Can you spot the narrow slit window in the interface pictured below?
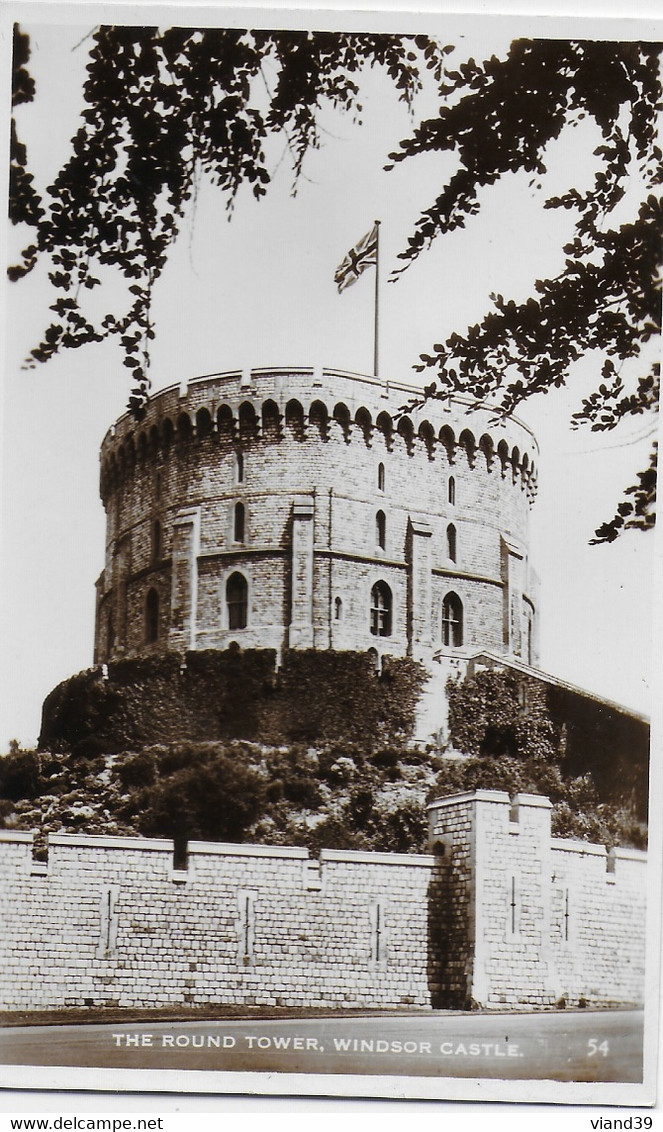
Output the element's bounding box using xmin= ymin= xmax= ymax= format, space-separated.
xmin=376 ymin=510 xmax=386 ymax=551
xmin=234 ymin=501 xmax=245 ymax=543
xmin=145 ymin=587 xmax=159 ymax=643
xmin=152 ymin=519 xmax=161 ymax=563
xmin=377 ymin=462 xmax=385 ymax=492
xmin=238 ymin=890 xmax=255 ymax=964
xmin=235 ymin=450 xmax=244 ymax=483
xmin=371 ymin=900 xmax=387 ymax=965
xmin=375 ymin=902 xmax=383 ymax=962
xmin=447 ymin=522 xmax=457 ymax=562
xmin=448 ymin=476 xmax=456 ymax=505
xmin=508 ymin=875 xmax=518 ymax=938
xmin=97 ymin=885 xmax=119 ymax=958
xmin=334 ymin=596 xmax=343 ymax=621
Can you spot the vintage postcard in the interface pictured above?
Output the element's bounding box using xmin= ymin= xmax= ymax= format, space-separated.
xmin=0 ymin=0 xmax=661 ymax=1110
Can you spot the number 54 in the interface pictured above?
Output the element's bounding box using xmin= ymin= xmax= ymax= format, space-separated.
xmin=588 ymin=1039 xmax=609 ymax=1057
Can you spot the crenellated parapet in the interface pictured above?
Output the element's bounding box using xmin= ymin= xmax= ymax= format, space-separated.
xmin=95 ymin=367 xmax=539 ymax=670
xmin=99 ymin=367 xmax=539 ymax=503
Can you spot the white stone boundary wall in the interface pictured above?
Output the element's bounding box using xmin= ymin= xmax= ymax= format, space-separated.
xmin=0 ymin=791 xmax=647 ymax=1012
xmin=0 ymin=830 xmax=438 ymax=1011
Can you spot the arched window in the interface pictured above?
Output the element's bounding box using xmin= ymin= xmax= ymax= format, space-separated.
xmin=234 ymin=450 xmax=244 ymax=483
xmin=145 ymin=588 xmax=159 ymax=644
xmin=151 ymin=519 xmax=161 ymax=563
xmin=226 ymin=572 xmax=248 ymax=630
xmin=370 ymin=581 xmax=392 ymax=637
xmin=448 ymin=476 xmax=456 ymax=506
xmin=376 ymin=510 xmax=386 ymax=551
xmin=334 ymin=596 xmax=343 ymax=621
xmin=447 ymin=523 xmax=457 ymax=562
xmin=377 ymin=462 xmax=385 ymax=492
xmin=234 ymin=501 xmax=245 ymax=543
xmin=442 ymin=592 xmax=463 ymax=648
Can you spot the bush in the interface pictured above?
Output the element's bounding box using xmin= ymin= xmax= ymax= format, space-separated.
xmin=117 ymin=751 xmax=157 ymax=790
xmin=281 ymin=775 xmax=322 ymax=809
xmin=138 ymin=750 xmax=266 ymax=843
xmin=372 ymin=801 xmax=428 ymax=854
xmin=0 ymin=750 xmax=42 ymax=801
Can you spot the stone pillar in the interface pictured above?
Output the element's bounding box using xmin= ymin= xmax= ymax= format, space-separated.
xmin=500 ymin=535 xmax=525 ymax=657
xmin=169 ymin=506 xmax=200 ymax=652
xmin=407 ymin=517 xmax=432 ymax=660
xmin=288 ymin=495 xmax=315 ymax=649
xmin=427 ymin=789 xmax=554 ymax=1008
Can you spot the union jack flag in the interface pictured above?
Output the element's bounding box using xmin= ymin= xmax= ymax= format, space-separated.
xmin=334 ymin=224 xmax=378 ymax=293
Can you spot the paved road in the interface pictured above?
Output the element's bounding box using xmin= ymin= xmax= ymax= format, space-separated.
xmin=0 ymin=1009 xmax=642 ymax=1082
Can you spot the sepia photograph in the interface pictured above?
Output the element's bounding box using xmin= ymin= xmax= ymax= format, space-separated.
xmin=0 ymin=0 xmax=661 ymax=1109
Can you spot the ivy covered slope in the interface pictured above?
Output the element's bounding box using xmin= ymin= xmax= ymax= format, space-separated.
xmin=38 ymin=649 xmax=426 ymax=754
xmin=0 ymin=659 xmax=647 ymax=853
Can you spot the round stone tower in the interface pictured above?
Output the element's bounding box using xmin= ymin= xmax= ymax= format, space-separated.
xmin=95 ymin=367 xmax=539 ymax=671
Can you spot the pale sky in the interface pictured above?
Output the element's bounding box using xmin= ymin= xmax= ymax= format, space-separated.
xmin=1 ymin=9 xmax=659 ymax=749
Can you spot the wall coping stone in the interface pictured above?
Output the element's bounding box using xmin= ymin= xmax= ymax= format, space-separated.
xmin=427 ymin=789 xmax=510 ymax=809
xmin=0 ymin=830 xmax=34 ymax=843
xmin=320 ymin=849 xmax=436 ymax=867
xmin=188 ymin=841 xmax=309 ymax=859
xmin=427 ymin=790 xmax=553 ymax=811
xmin=613 ymin=846 xmax=648 ymax=862
xmin=551 ymin=838 xmax=612 ymax=857
xmin=514 ymin=792 xmax=554 ymax=810
xmin=49 ymin=833 xmax=173 ymax=852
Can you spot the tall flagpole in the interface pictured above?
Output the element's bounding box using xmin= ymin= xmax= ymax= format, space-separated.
xmin=374 ymin=220 xmax=381 ymax=378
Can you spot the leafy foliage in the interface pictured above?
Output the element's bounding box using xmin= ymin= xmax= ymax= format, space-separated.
xmin=9 ymin=24 xmax=443 ymax=415
xmin=9 ymin=27 xmax=42 ymax=237
xmin=445 ymin=667 xmax=649 ymax=822
xmin=0 ymin=747 xmax=42 ymax=801
xmin=1 ymin=734 xmax=645 ymax=852
xmin=39 ymin=649 xmax=427 ymax=753
xmin=428 ymin=756 xmax=647 ymax=849
xmin=26 ymin=661 xmax=647 ymax=851
xmin=135 ymin=744 xmax=266 ymax=843
xmin=446 ymin=668 xmax=561 ymax=762
xmin=387 ymin=39 xmax=661 ymax=540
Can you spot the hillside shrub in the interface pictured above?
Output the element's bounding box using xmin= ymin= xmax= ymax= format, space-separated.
xmin=137 ymin=748 xmax=266 ymax=843
xmin=0 ymin=749 xmax=42 ymax=801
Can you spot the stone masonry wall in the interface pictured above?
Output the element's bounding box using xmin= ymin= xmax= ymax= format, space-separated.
xmin=428 ymin=791 xmax=647 ymax=1009
xmin=0 ymin=791 xmax=646 ymax=1013
xmin=95 ymin=368 xmax=539 ymax=669
xmin=0 ymin=831 xmax=438 ymax=1011
xmin=548 ymin=840 xmax=647 ymax=1006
